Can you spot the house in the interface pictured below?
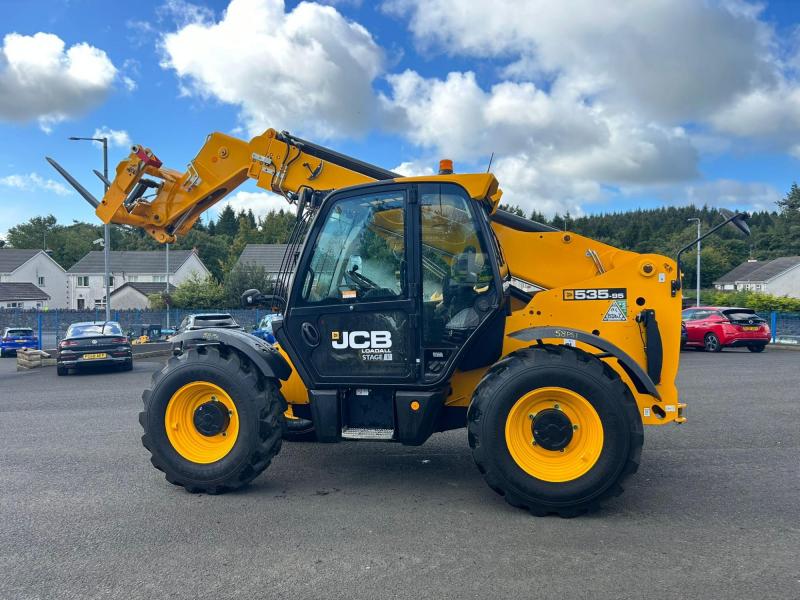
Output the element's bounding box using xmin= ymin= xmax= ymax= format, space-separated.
xmin=714 ymin=256 xmax=800 ymax=298
xmin=0 ymin=249 xmax=67 ymax=308
xmin=66 ymin=250 xmax=210 ymax=309
xmin=110 ymin=282 xmax=176 ymax=310
xmin=0 ymin=282 xmax=50 ymax=309
xmin=234 ymin=244 xmax=289 ymax=278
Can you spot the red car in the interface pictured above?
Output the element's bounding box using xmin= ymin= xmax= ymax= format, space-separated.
xmin=682 ymin=306 xmax=771 ymax=352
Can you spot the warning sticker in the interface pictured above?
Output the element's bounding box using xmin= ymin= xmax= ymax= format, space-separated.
xmin=603 ymin=300 xmax=628 ymax=322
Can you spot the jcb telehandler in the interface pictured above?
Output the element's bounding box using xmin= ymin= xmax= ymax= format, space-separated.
xmin=47 ymin=128 xmax=746 ymax=515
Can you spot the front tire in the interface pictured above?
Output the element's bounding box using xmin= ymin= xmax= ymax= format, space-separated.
xmin=57 ymin=364 xmax=67 ymax=376
xmin=747 ymin=344 xmax=766 ymax=353
xmin=468 ymin=345 xmax=643 ymax=517
xmin=140 ymin=345 xmax=285 ymax=493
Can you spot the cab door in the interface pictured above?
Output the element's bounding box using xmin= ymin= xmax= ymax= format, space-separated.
xmin=280 ymin=185 xmax=418 ymax=387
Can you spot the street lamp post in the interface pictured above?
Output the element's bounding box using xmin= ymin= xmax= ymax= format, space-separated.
xmin=688 ymin=218 xmax=701 ymax=307
xmin=69 ymin=136 xmax=110 ymax=321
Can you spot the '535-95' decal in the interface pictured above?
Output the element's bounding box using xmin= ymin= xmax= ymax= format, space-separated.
xmin=563 ymin=288 xmax=627 ymax=301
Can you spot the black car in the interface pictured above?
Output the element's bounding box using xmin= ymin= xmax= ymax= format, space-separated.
xmin=57 ymin=321 xmax=132 ymax=376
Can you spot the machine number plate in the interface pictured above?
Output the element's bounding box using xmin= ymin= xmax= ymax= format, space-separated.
xmin=82 ymin=353 xmax=108 ymax=360
xmin=563 ymin=288 xmax=626 ymax=301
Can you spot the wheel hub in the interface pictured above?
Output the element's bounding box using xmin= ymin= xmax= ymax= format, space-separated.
xmin=193 ymin=400 xmax=231 ymax=437
xmin=532 ymin=408 xmax=574 ymax=451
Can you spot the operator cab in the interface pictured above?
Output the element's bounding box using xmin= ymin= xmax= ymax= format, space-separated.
xmin=273 ymin=180 xmax=508 ymax=443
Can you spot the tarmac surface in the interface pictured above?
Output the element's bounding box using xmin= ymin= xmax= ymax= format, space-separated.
xmin=1 ymin=348 xmax=798 ymax=599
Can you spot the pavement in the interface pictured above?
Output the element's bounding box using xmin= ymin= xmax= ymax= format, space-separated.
xmin=0 ymin=349 xmax=798 ymax=600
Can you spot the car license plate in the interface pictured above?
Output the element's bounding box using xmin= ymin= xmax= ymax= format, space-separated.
xmin=83 ymin=353 xmax=108 ymax=360
xmin=742 ymin=326 xmax=759 ymax=331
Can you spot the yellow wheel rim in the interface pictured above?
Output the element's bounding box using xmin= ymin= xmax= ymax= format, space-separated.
xmin=504 ymin=387 xmax=604 ymax=483
xmin=165 ymin=381 xmax=240 ymax=464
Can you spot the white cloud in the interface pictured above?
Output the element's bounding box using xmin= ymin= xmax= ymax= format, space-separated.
xmin=216 ymin=190 xmax=294 ymax=221
xmin=380 ymin=69 xmax=698 ymax=215
xmin=92 ymin=127 xmax=132 ymax=149
xmin=0 ymin=173 xmax=72 ymax=196
xmin=160 ymin=0 xmax=384 ymax=138
xmin=0 ymin=32 xmax=118 ymax=131
xmin=385 ymin=0 xmax=776 ymax=123
xmin=392 ymin=160 xmax=435 ymax=177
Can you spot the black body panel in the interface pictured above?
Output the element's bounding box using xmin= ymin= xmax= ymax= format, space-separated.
xmin=172 ymin=328 xmax=291 ymax=381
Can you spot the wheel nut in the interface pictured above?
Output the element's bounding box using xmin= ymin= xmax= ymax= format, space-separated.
xmin=554 ymin=404 xmax=560 ymax=410
xmin=528 ymin=413 xmax=536 ymax=420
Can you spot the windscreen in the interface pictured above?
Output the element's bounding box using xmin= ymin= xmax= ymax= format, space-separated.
xmin=6 ymin=328 xmax=34 ymax=337
xmin=67 ymin=323 xmax=123 ymax=337
xmin=193 ymin=315 xmax=237 ymax=327
xmin=723 ymin=309 xmax=765 ymax=323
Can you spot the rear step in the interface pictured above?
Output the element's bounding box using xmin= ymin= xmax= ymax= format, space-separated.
xmin=341 ymin=427 xmax=394 ymax=441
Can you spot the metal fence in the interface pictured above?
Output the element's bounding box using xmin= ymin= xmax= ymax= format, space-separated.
xmin=0 ymin=308 xmax=271 ymax=349
xmin=1 ymin=308 xmax=799 ymax=350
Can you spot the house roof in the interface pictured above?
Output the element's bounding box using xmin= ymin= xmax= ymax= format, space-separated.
xmin=715 ymin=256 xmax=800 ymax=284
xmin=0 ymin=249 xmax=44 ymax=273
xmin=0 ymin=282 xmax=50 ymax=301
xmin=714 ymin=260 xmax=764 ymax=284
xmin=67 ymin=250 xmax=200 ymax=274
xmin=234 ymin=244 xmax=289 ymax=272
xmin=110 ymin=282 xmax=177 ymax=298
xmin=739 ymin=256 xmax=800 ymax=283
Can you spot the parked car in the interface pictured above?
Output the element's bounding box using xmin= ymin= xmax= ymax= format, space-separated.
xmin=0 ymin=327 xmax=38 ymax=357
xmin=251 ymin=313 xmax=280 ymax=344
xmin=175 ymin=313 xmax=243 ymax=334
xmin=682 ymin=306 xmax=770 ymax=352
xmin=173 ymin=313 xmax=244 ymax=353
xmin=680 ymin=321 xmax=687 ymax=349
xmin=57 ymin=321 xmax=132 ymax=375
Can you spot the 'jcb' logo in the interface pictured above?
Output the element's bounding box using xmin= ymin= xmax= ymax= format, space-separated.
xmin=331 ymin=331 xmax=392 ymax=349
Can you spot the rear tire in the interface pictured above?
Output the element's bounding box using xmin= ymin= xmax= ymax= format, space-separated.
xmin=468 ymin=345 xmax=643 ymax=517
xmin=121 ymin=359 xmax=133 ymax=371
xmin=140 ymin=345 xmax=285 ymax=494
xmin=704 ymin=333 xmax=722 ymax=352
xmin=747 ymin=345 xmax=766 ymax=353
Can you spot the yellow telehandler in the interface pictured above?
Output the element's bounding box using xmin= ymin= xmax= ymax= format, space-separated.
xmin=47 ymin=128 xmax=748 ymax=515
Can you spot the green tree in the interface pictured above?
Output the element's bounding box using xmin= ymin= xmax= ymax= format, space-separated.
xmin=222 ymin=263 xmax=275 ymax=305
xmin=216 ymin=204 xmax=238 ymax=237
xmin=170 ymin=274 xmax=227 ymax=309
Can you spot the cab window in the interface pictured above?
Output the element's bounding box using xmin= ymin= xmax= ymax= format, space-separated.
xmin=419 ymin=183 xmax=495 ymax=346
xmin=300 ymin=190 xmax=405 ymax=305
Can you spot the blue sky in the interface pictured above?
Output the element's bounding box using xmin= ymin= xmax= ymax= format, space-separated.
xmin=1 ymin=0 xmax=799 ymax=239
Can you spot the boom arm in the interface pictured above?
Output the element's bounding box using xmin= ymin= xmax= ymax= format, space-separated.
xmin=84 ymin=129 xmax=398 ymax=243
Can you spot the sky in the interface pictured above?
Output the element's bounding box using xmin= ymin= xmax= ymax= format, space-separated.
xmin=1 ymin=0 xmax=799 ymax=240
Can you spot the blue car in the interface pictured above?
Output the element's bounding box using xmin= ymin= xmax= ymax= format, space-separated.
xmin=251 ymin=313 xmax=280 ymax=344
xmin=0 ymin=327 xmax=38 ymax=357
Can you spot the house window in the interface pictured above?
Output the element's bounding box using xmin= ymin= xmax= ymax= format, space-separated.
xmin=129 ymin=275 xmax=139 ymax=282
xmin=77 ymin=299 xmax=85 ymax=309
xmin=153 ymin=275 xmax=166 ymax=282
xmin=6 ymin=302 xmax=22 ymax=308
xmin=94 ymin=298 xmax=106 ymax=308
xmin=38 ymin=276 xmax=45 ymax=286
xmin=108 ymin=276 xmax=114 ymax=287
xmin=77 ymin=276 xmax=89 ymax=287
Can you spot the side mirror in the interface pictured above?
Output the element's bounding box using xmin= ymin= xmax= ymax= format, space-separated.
xmin=241 ymin=288 xmax=263 ymax=307
xmin=720 ymin=208 xmax=751 ymax=237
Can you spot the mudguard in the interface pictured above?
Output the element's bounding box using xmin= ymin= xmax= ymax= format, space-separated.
xmin=172 ymin=328 xmax=292 ymax=381
xmin=508 ymin=326 xmax=661 ymax=400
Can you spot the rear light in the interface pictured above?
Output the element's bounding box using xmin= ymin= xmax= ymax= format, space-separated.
xmin=111 ymin=337 xmax=128 ymax=344
xmin=1 ymin=337 xmax=9 ymax=342
xmin=60 ymin=340 xmax=79 ymax=348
